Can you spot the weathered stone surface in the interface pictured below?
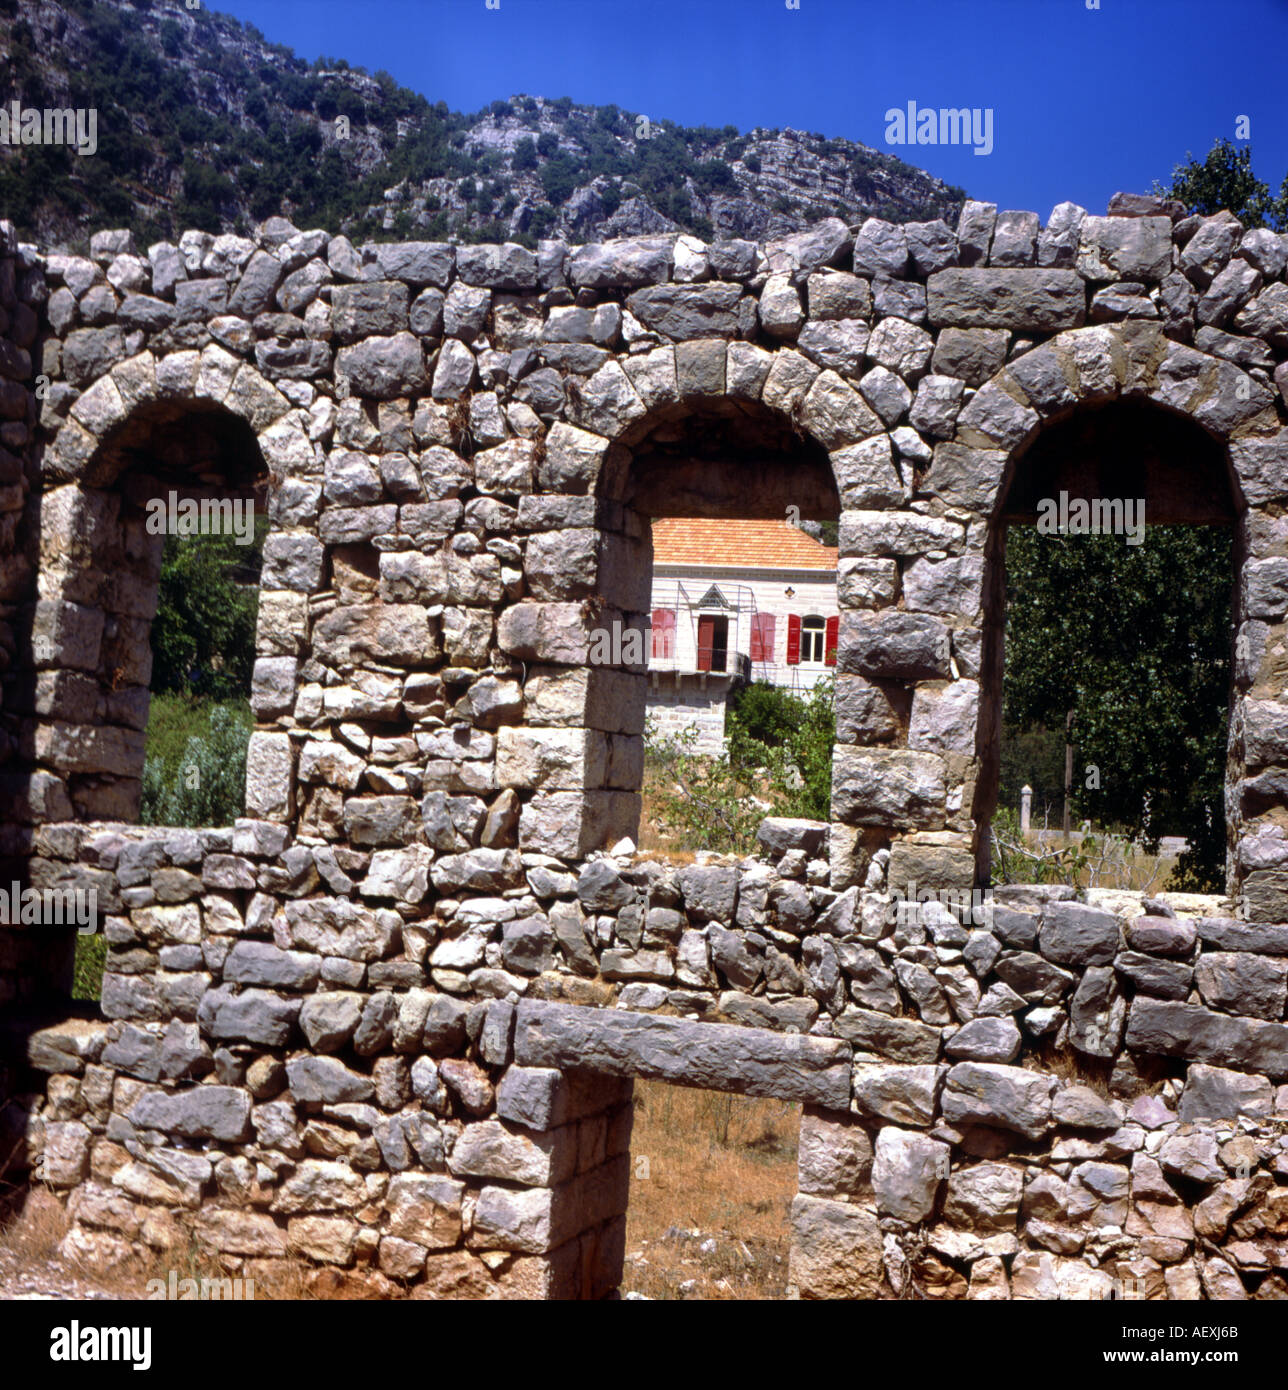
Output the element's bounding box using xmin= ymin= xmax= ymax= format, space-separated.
xmin=788 ymin=1194 xmax=884 ymax=1299
xmin=945 ymin=1016 xmax=1022 ymax=1063
xmin=943 ymin=1162 xmax=1023 ymax=1231
xmin=1179 ymin=1063 xmax=1275 ymax=1122
xmin=1194 ymin=951 xmax=1288 ymax=1021
xmin=942 ymin=1062 xmax=1054 ymax=1139
xmin=1125 ymin=999 xmax=1288 ymax=1079
xmin=625 ymin=283 xmax=744 ymax=340
xmin=1038 ymin=902 xmax=1121 ymax=968
xmin=927 ymin=269 xmax=1086 ymax=331
xmin=872 ymin=1127 xmax=948 ymax=1221
xmin=512 ymin=1000 xmax=851 ymax=1107
xmin=851 ymin=1063 xmax=939 ymax=1126
xmin=797 ymin=1108 xmax=873 ymax=1197
xmin=832 ymin=748 xmax=946 ymax=829
xmin=128 ymin=1086 xmax=251 ymax=1142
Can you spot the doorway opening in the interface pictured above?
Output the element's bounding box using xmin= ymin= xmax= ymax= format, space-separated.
xmin=623 ymin=1078 xmax=800 ymax=1300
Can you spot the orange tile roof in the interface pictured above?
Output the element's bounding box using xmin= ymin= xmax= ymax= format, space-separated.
xmin=651 ymin=517 xmax=838 ymax=571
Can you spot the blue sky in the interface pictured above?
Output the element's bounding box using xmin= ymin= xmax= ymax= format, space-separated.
xmin=212 ymin=0 xmax=1288 ymax=217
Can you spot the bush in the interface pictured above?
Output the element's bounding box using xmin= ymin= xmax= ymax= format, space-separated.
xmin=727 ymin=679 xmax=834 ymax=822
xmin=645 ymin=681 xmax=835 ymax=854
xmin=141 ymin=697 xmax=253 ymax=828
xmin=644 ymin=721 xmax=766 ymax=854
xmin=73 ymin=932 xmax=107 ymax=1003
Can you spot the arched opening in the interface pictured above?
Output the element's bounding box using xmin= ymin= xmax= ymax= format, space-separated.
xmin=595 ymin=399 xmax=842 ymax=855
xmin=20 ymin=402 xmax=266 ymax=1006
xmin=28 ymin=402 xmax=267 ymax=825
xmin=977 ymin=398 xmax=1241 ymax=895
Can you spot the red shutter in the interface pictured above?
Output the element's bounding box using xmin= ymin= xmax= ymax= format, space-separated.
xmin=750 ymin=612 xmax=775 ymax=663
xmin=786 ymin=613 xmax=801 ymax=665
xmin=651 ymin=608 xmax=675 ymax=659
xmin=696 ymin=615 xmax=715 ymax=671
xmin=825 ymin=614 xmax=839 ymax=667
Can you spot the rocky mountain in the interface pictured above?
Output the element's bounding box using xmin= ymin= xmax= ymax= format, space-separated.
xmin=0 ymin=0 xmax=966 ymax=251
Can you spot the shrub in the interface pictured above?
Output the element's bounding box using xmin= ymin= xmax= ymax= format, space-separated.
xmin=141 ymin=698 xmax=253 ymax=828
xmin=645 ymin=681 xmax=835 ymax=854
xmin=73 ymin=933 xmax=107 ymax=1003
xmin=644 ymin=720 xmax=766 ymax=854
xmin=727 ymin=678 xmax=834 ymax=822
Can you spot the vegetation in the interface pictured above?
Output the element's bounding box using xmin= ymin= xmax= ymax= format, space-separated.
xmin=990 ymin=806 xmax=1174 ymax=893
xmin=1000 ymin=527 xmax=1232 ymax=891
xmin=72 ymin=930 xmax=107 ymax=1002
xmin=140 ymin=524 xmax=262 ymax=828
xmin=0 ymin=2 xmax=964 ymax=248
xmin=624 ymin=1080 xmax=798 ymax=1301
xmin=140 ymin=695 xmax=254 ymax=829
xmin=150 ymin=525 xmax=263 ymax=701
xmin=644 ymin=680 xmax=834 ymax=854
xmin=727 ymin=679 xmax=833 ymax=823
xmin=1156 ymin=136 xmax=1288 ymax=231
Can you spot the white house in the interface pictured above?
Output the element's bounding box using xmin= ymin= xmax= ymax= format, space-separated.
xmin=645 ymin=517 xmax=838 ymax=752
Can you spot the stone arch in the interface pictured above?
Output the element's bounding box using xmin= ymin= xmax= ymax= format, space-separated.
xmin=584 ymin=339 xmax=894 ymax=518
xmin=499 ymin=341 xmax=867 ymax=861
xmin=29 ymin=349 xmax=316 ymax=822
xmin=955 ymin=325 xmax=1283 ymax=901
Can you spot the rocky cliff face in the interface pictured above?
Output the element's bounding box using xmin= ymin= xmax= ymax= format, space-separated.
xmin=0 ymin=0 xmax=965 ymax=251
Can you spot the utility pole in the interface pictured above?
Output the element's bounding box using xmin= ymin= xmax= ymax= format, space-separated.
xmin=1063 ymin=709 xmax=1074 ymax=837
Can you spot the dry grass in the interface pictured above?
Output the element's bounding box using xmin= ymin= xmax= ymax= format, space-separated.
xmin=0 ymin=1184 xmax=70 ymax=1262
xmin=623 ymin=1080 xmax=800 ymax=1301
xmin=637 ymin=766 xmax=699 ymax=859
xmin=1012 ymin=830 xmax=1180 ymax=893
xmin=0 ymin=1186 xmax=325 ymax=1300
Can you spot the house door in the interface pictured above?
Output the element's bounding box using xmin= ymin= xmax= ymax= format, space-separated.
xmin=697 ymin=615 xmax=729 ymax=673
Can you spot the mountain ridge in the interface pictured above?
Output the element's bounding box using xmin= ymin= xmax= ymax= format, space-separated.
xmin=0 ymin=0 xmax=967 ymax=252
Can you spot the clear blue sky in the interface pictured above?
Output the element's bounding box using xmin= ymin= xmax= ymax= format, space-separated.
xmin=212 ymin=0 xmax=1288 ymax=217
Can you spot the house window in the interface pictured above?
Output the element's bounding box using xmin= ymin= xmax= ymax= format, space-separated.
xmin=800 ymin=615 xmax=827 ymax=663
xmin=750 ymin=612 xmax=775 ymax=664
xmin=651 ymin=608 xmax=676 ymax=660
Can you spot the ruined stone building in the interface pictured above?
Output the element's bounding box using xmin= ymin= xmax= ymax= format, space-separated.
xmin=0 ymin=193 xmax=1287 ymax=1298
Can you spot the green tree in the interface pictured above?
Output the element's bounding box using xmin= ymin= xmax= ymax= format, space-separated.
xmin=727 ymin=678 xmax=834 ymax=822
xmin=150 ymin=525 xmax=263 ymax=701
xmin=1002 ymin=526 xmax=1233 ymax=889
xmin=1156 ymin=136 xmax=1288 ymax=230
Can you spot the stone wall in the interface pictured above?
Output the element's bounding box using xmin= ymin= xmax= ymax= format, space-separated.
xmin=10 ymin=816 xmax=1288 ymax=1298
xmin=4 ymin=193 xmax=1288 ymax=1297
xmin=644 ymin=675 xmax=731 ymax=754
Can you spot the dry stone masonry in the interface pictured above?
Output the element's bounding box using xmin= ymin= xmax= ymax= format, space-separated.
xmin=2 ymin=192 xmax=1288 ymax=1297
